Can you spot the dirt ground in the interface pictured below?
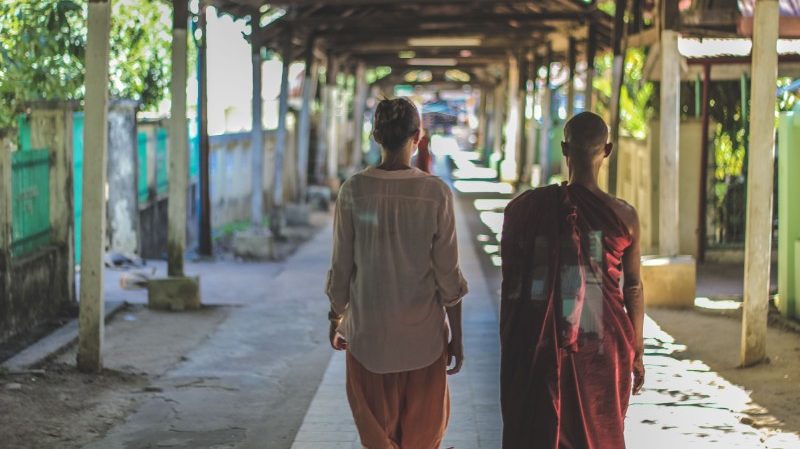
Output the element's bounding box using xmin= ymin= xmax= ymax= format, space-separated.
xmin=0 ymin=364 xmax=147 ymax=449
xmin=649 ymin=307 xmax=800 ymax=432
xmin=0 ymin=304 xmax=229 ymax=449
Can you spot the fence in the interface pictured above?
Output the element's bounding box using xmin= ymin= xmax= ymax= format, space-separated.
xmin=11 ymin=149 xmax=51 ymax=258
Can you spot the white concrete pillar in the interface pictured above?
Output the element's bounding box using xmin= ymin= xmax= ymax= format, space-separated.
xmin=77 ymin=0 xmax=111 ymax=373
xmin=658 ymin=30 xmax=681 ymax=256
xmin=741 ymin=0 xmax=779 ymax=367
xmin=351 ymin=62 xmax=368 ymax=169
xmin=477 ymin=88 xmax=489 ymax=160
xmin=539 ymin=63 xmax=553 ymax=186
xmin=297 ymin=42 xmax=318 ymax=202
xmin=501 ymin=55 xmax=520 ymax=182
xmin=491 ymin=78 xmax=506 ymax=172
xmin=167 ymin=0 xmax=189 ymax=277
xmin=0 ymin=133 xmax=13 ymax=319
xmin=272 ymin=32 xmax=292 ymax=215
xmin=250 ymin=14 xmax=264 ymax=227
xmin=326 ymin=72 xmax=341 ymax=186
xmin=567 ymin=37 xmax=577 ymax=119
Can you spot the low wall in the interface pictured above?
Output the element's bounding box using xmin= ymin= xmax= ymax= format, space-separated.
xmin=209 ymin=123 xmax=298 ymax=230
xmin=1 ymin=246 xmax=70 ymax=344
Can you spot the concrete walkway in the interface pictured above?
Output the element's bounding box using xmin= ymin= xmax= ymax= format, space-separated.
xmin=289 ymin=148 xmax=800 ymax=449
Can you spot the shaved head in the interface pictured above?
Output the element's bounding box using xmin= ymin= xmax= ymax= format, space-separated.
xmin=563 ymin=112 xmax=610 ymax=163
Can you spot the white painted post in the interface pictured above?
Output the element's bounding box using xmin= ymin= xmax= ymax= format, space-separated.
xmin=501 ymin=55 xmax=520 ymax=182
xmin=351 ymin=62 xmax=368 ymax=170
xmin=491 ymin=77 xmax=506 ymax=173
xmin=167 ymin=0 xmax=189 ymax=277
xmin=326 ymin=62 xmax=340 ymax=187
xmin=297 ymin=40 xmax=318 ymax=202
xmin=659 ymin=29 xmax=681 ymax=256
xmin=250 ymin=13 xmax=264 ymax=227
xmin=538 ymin=60 xmax=552 ymax=186
xmin=77 ymin=0 xmax=111 ymax=373
xmin=0 ymin=133 xmax=13 ymax=315
xmin=272 ymin=31 xmax=292 ymax=228
xmin=741 ymin=0 xmax=779 ymax=367
xmin=477 ymin=88 xmax=489 ymax=160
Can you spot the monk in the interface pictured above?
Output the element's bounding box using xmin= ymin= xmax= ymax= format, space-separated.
xmin=499 ymin=111 xmax=645 ymax=449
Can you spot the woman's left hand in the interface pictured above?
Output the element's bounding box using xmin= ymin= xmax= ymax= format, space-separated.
xmin=447 ymin=337 xmax=464 ymax=375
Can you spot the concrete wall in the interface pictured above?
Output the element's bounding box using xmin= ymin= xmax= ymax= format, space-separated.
xmin=107 ymin=100 xmax=140 ymax=255
xmin=2 ymin=247 xmax=69 ymax=343
xmin=615 ymin=119 xmax=707 ymax=257
xmin=209 ymin=121 xmax=297 ymax=230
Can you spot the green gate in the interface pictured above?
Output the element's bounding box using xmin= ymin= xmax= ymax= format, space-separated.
xmin=137 ymin=131 xmax=149 ymax=203
xmin=155 ymin=128 xmax=168 ymax=195
xmin=11 ymin=149 xmax=51 ymax=258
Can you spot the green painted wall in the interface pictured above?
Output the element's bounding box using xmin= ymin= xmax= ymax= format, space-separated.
xmin=778 ymin=112 xmax=800 ymax=319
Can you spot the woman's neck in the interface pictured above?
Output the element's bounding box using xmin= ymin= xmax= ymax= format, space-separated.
xmin=377 ymin=146 xmax=413 ymax=171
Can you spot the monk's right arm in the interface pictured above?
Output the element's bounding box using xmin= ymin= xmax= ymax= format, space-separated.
xmin=622 ymin=209 xmax=645 ymax=393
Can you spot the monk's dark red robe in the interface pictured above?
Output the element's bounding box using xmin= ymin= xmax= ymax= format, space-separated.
xmin=500 ymin=183 xmax=636 ymax=449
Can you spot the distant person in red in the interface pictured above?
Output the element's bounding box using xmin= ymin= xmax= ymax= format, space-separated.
xmin=499 ymin=112 xmax=645 ymax=448
xmin=415 ymin=128 xmax=433 ymax=174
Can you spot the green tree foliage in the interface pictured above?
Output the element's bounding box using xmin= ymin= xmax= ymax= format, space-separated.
xmin=0 ymin=0 xmax=173 ymax=129
xmin=593 ymin=47 xmax=655 ymax=140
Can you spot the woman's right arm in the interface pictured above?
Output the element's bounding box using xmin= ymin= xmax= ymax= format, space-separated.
xmin=326 ymin=184 xmax=355 ymax=316
xmin=432 ymin=188 xmax=468 ymax=307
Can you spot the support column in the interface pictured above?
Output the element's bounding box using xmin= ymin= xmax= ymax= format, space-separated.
xmin=272 ymin=29 xmax=293 ymax=234
xmin=77 ymin=0 xmax=111 ymax=373
xmin=250 ymin=11 xmax=264 ymax=227
xmin=198 ymin=5 xmax=212 ymax=255
xmin=697 ymin=64 xmax=711 ymax=262
xmin=351 ymin=62 xmax=368 ymax=170
xmin=516 ymin=50 xmax=530 ymax=186
xmin=567 ymin=37 xmax=577 ymax=118
xmin=538 ymin=51 xmax=553 ymax=186
xmin=741 ymin=0 xmax=779 ymax=367
xmin=491 ymin=76 xmax=506 ymax=176
xmin=0 ymin=133 xmax=13 ymax=340
xmin=658 ymin=29 xmax=681 ymax=257
xmin=585 ymin=21 xmax=598 ymax=112
xmin=326 ymin=56 xmax=341 ymax=187
xmin=477 ymin=88 xmax=489 ymax=161
xmin=297 ymin=37 xmax=318 ymax=203
xmin=167 ymin=0 xmax=189 ymax=276
xmin=524 ymin=53 xmax=540 ymax=186
xmin=500 ymin=54 xmax=521 ymax=182
xmin=607 ymin=0 xmax=628 ymax=195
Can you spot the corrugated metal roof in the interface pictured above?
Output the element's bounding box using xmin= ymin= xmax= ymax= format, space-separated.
xmin=678 ymin=37 xmax=800 ymax=58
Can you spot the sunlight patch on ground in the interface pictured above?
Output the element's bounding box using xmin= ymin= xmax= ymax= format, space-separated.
xmin=454 ymin=180 xmax=514 ymax=194
xmin=473 ymin=199 xmax=510 ymax=211
xmin=694 ymin=296 xmax=742 ymax=311
xmin=626 ymin=316 xmax=800 ymax=448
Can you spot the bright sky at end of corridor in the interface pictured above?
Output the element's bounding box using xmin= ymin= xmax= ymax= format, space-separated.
xmin=206 ymin=7 xmax=302 ymax=136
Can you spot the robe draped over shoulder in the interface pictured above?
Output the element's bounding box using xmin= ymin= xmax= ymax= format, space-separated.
xmin=500 ymin=184 xmax=636 ymax=449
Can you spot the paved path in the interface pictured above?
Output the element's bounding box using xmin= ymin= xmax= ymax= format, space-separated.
xmin=289 ymin=147 xmax=800 ymax=449
xmin=85 ymin=219 xmax=336 ymax=449
xmin=290 ymin=197 xmax=502 ymax=449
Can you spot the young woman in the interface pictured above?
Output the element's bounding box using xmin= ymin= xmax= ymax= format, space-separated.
xmin=326 ymin=97 xmax=468 ymax=449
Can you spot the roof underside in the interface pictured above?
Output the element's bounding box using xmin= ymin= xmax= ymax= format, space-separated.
xmin=209 ymin=0 xmax=616 ymax=84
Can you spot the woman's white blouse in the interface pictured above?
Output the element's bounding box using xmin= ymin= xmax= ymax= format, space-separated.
xmin=326 ymin=166 xmax=468 ymax=374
